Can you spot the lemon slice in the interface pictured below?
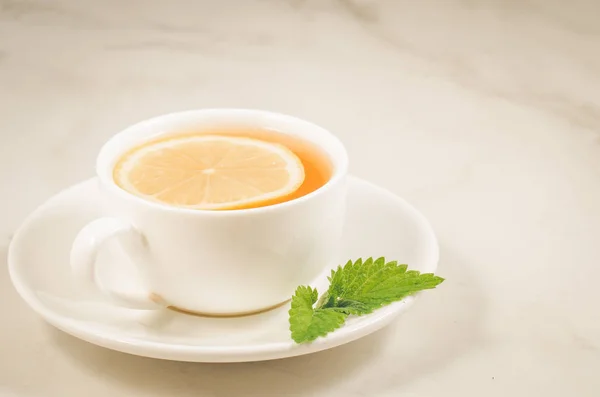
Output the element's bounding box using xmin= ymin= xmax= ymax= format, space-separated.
xmin=114 ymin=135 xmax=305 ymax=210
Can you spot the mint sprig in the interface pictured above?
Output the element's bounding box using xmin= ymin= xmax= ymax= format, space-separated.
xmin=289 ymin=257 xmax=444 ymax=343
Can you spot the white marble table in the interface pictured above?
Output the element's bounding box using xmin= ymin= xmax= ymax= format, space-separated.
xmin=1 ymin=0 xmax=599 ymax=396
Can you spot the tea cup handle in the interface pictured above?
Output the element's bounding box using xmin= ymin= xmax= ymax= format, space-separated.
xmin=70 ymin=217 xmax=165 ymax=310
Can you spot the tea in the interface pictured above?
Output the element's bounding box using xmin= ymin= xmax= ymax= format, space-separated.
xmin=113 ymin=128 xmax=333 ymax=210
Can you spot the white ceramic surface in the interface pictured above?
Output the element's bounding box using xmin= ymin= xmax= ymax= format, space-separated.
xmin=2 ymin=0 xmax=600 ymax=395
xmin=8 ymin=176 xmax=438 ymax=362
xmin=70 ymin=109 xmax=348 ymax=315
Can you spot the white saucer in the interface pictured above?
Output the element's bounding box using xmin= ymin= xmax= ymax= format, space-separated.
xmin=8 ymin=176 xmax=439 ymax=362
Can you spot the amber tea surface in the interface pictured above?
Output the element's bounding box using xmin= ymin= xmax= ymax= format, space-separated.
xmin=113 ymin=128 xmax=333 ymax=210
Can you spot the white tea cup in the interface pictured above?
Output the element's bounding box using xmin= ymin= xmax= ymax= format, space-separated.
xmin=70 ymin=109 xmax=348 ymax=316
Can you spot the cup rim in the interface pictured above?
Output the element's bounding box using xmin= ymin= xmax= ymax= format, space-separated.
xmin=96 ymin=108 xmax=349 ymax=216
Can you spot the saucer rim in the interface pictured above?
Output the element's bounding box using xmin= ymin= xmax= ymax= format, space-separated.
xmin=8 ymin=176 xmax=439 ymax=361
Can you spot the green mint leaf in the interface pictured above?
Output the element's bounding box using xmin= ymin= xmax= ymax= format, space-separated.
xmin=289 ymin=258 xmax=444 ymax=343
xmin=321 ymin=257 xmax=444 ymax=314
xmin=289 ymin=286 xmax=348 ymax=343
